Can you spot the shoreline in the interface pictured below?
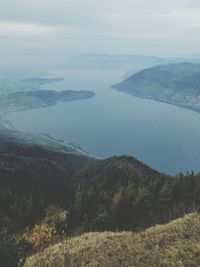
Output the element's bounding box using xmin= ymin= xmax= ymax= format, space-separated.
xmin=0 ymin=103 xmax=98 ymax=159
xmin=114 ymin=88 xmax=200 ymax=115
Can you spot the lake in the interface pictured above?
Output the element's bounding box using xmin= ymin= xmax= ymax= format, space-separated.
xmin=8 ymin=68 xmax=200 ymax=175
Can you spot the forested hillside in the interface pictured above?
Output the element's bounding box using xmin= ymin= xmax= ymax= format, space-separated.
xmin=0 ymin=137 xmax=200 ymax=266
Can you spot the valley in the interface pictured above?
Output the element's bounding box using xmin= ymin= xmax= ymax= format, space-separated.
xmin=2 ymin=58 xmax=200 ymax=266
xmin=8 ymin=67 xmax=200 ymax=174
xmin=2 ymin=0 xmax=200 ymax=265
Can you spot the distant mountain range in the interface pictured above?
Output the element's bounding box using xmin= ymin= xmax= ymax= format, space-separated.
xmin=113 ymin=62 xmax=200 ymax=112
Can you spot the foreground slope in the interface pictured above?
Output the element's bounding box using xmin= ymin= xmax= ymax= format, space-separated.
xmin=25 ymin=212 xmax=200 ymax=267
xmin=1 ymin=137 xmax=200 ymax=265
xmin=113 ymin=62 xmax=200 ymax=112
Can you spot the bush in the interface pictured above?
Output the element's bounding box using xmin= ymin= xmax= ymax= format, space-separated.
xmin=21 ymin=224 xmax=56 ymax=249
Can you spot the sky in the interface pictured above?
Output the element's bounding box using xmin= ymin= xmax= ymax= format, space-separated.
xmin=0 ymin=0 xmax=200 ymax=65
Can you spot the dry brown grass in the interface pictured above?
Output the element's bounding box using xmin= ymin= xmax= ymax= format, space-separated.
xmin=22 ymin=224 xmax=57 ymax=249
xmin=24 ymin=213 xmax=200 ymax=267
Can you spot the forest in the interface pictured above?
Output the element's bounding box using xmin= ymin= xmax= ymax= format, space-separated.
xmin=0 ymin=136 xmax=199 ymax=266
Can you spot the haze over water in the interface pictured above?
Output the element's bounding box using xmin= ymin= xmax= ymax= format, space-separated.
xmin=8 ymin=68 xmax=200 ymax=175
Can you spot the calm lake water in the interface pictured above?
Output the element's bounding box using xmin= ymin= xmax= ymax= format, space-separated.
xmin=8 ymin=69 xmax=200 ymax=175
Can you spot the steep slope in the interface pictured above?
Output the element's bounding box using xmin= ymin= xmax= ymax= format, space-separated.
xmin=1 ymin=138 xmax=200 ymax=266
xmin=113 ymin=62 xmax=200 ymax=112
xmin=24 ymin=212 xmax=200 ymax=267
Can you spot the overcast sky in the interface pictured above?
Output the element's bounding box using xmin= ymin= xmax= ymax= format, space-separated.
xmin=0 ymin=0 xmax=200 ymax=64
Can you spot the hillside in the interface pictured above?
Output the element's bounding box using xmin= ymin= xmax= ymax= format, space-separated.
xmin=0 ymin=137 xmax=161 ymax=234
xmin=0 ymin=129 xmax=92 ymax=156
xmin=73 ymin=155 xmax=159 ymax=187
xmin=0 ymin=136 xmax=94 ymax=230
xmin=113 ymin=62 xmax=200 ymax=112
xmin=0 ymin=136 xmax=94 ymax=181
xmin=1 ymin=136 xmax=200 ymax=235
xmin=24 ymin=212 xmax=200 ymax=267
xmin=1 ymin=138 xmax=200 ymax=265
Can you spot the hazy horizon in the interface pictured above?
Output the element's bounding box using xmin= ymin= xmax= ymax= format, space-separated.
xmin=1 ymin=0 xmax=200 ymax=67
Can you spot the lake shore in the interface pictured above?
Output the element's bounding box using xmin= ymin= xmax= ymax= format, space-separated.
xmin=113 ymin=88 xmax=200 ymax=114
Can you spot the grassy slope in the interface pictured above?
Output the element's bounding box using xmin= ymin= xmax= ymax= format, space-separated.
xmin=0 ymin=129 xmax=92 ymax=156
xmin=25 ymin=213 xmax=200 ymax=267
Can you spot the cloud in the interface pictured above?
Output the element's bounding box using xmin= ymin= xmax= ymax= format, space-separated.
xmin=160 ymin=7 xmax=200 ymax=29
xmin=0 ymin=21 xmax=80 ymax=42
xmin=0 ymin=0 xmax=200 ymax=56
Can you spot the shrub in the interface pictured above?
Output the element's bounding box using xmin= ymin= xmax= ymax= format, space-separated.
xmin=22 ymin=224 xmax=56 ymax=249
